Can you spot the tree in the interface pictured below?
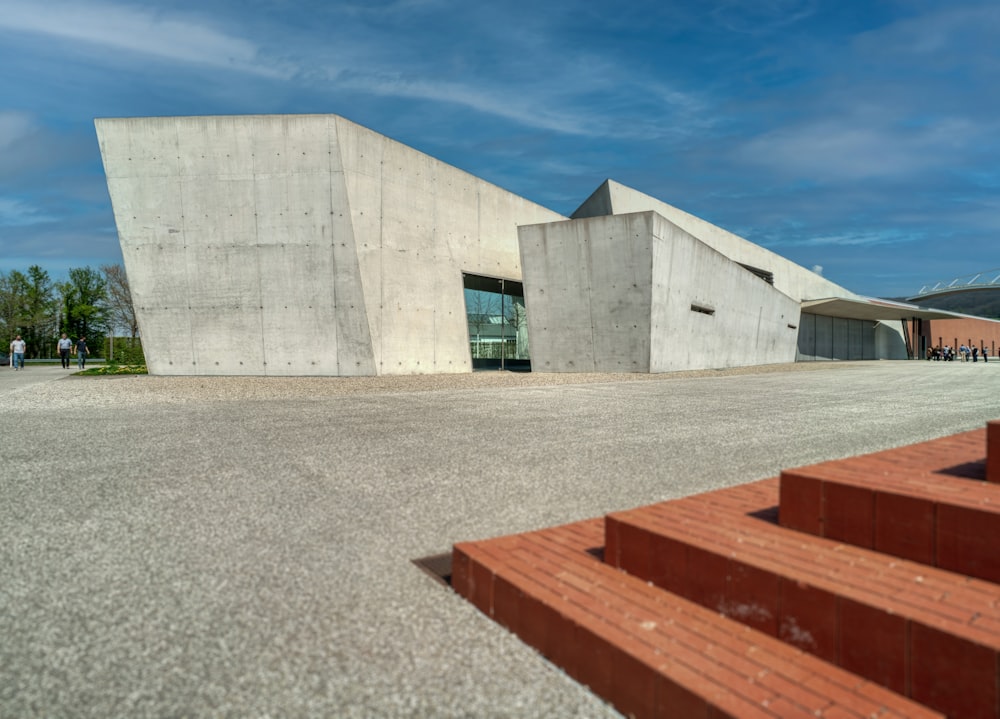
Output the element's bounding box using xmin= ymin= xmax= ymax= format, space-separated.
xmin=64 ymin=266 xmax=109 ymax=351
xmin=504 ymin=297 xmax=529 ymax=360
xmin=0 ymin=270 xmax=29 ymax=347
xmin=101 ymin=263 xmax=139 ymax=337
xmin=467 ymin=290 xmax=499 ymax=344
xmin=21 ymin=265 xmax=56 ymax=358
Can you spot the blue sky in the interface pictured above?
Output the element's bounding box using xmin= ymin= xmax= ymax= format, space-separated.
xmin=1 ymin=0 xmax=997 ymax=298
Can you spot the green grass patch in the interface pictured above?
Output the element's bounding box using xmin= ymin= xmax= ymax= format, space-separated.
xmin=78 ymin=364 xmax=148 ymax=376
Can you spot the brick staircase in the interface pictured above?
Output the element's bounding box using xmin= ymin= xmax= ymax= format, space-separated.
xmin=452 ymin=422 xmax=1000 ymax=718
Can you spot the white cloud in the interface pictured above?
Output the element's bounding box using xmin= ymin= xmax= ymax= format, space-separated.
xmin=711 ymin=0 xmax=819 ymax=34
xmin=0 ymin=1 xmax=706 ymax=140
xmin=797 ymin=230 xmax=917 ymax=247
xmin=0 ymin=0 xmax=293 ymax=78
xmin=854 ymin=4 xmax=1000 ymax=62
xmin=333 ymin=61 xmax=707 ymax=140
xmin=347 ymin=74 xmax=599 ymax=136
xmin=0 ymin=197 xmax=53 ymax=227
xmin=737 ymin=116 xmax=984 ymax=182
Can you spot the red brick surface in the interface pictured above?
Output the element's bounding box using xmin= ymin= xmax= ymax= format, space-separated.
xmin=989 ymin=420 xmax=1000 ymax=483
xmin=606 ymin=484 xmax=1000 ymax=717
xmin=453 ymin=518 xmax=942 ymax=718
xmin=452 ymin=423 xmax=1000 ymax=718
xmin=778 ymin=428 xmax=1000 ymax=583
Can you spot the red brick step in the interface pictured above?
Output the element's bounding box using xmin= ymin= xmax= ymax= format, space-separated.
xmin=606 ymin=479 xmax=1000 ymax=719
xmin=778 ymin=428 xmax=1000 ymax=583
xmin=453 ymin=518 xmax=940 ymax=719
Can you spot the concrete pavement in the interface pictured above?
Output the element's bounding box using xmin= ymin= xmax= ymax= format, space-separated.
xmin=2 ymin=360 xmax=999 ymax=718
xmin=1 ymin=363 xmax=80 ymax=390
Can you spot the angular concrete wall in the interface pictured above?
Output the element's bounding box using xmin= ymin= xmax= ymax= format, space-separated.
xmin=573 ymin=180 xmax=855 ymax=304
xmin=519 ymin=212 xmax=800 ymax=373
xmin=96 ymin=115 xmax=564 ymax=376
xmin=518 ymin=213 xmax=655 ymax=372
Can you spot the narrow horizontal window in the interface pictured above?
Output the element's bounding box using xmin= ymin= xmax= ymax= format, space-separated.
xmin=690 ymin=303 xmax=715 ymax=316
xmin=787 ymin=324 xmax=798 ymax=330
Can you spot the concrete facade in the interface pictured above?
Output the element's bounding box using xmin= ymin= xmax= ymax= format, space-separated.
xmin=572 ymin=180 xmax=857 ymax=304
xmin=96 ymin=113 xmax=996 ymax=376
xmin=96 ymin=115 xmax=562 ymax=376
xmin=519 ymin=212 xmax=800 ymax=372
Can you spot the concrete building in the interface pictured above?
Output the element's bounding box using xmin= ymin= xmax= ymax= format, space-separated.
xmin=518 ymin=210 xmax=802 ymax=373
xmin=95 ymin=113 xmax=998 ymax=376
xmin=95 ymin=114 xmax=561 ymax=376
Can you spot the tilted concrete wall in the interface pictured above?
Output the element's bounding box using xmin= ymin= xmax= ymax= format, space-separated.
xmin=518 ymin=213 xmax=655 ymax=372
xmin=96 ymin=115 xmax=564 ymax=376
xmin=519 ymin=212 xmax=800 ymax=373
xmin=573 ymin=180 xmax=856 ymax=303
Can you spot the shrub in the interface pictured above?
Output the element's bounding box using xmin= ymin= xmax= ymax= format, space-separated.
xmin=104 ymin=336 xmax=145 ymax=365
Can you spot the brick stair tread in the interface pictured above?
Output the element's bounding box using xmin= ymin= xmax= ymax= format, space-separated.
xmin=453 ymin=519 xmax=940 ymax=719
xmin=777 ymin=429 xmax=1000 ymax=582
xmin=782 ymin=429 xmax=989 ymax=503
xmin=607 ymin=480 xmax=1000 ymax=717
xmin=608 ymin=479 xmax=1000 ymax=646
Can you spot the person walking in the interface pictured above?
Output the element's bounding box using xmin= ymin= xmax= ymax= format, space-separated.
xmin=75 ymin=336 xmax=89 ymax=369
xmin=57 ymin=333 xmax=73 ymax=369
xmin=9 ymin=335 xmax=25 ymax=370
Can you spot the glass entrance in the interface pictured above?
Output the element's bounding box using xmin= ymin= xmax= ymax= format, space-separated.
xmin=463 ymin=273 xmax=530 ymax=371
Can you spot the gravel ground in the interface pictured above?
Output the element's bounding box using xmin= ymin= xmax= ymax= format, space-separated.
xmin=2 ymin=360 xmax=999 ymax=718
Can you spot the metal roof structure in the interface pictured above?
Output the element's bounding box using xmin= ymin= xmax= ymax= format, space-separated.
xmin=908 ymin=269 xmax=1000 ymax=301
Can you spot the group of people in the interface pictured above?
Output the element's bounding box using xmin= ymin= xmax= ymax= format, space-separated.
xmin=8 ymin=334 xmax=89 ymax=370
xmin=927 ymin=344 xmax=990 ymax=362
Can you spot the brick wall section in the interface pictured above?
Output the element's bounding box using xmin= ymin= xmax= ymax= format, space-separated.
xmin=989 ymin=420 xmax=1000 ymax=483
xmin=606 ymin=479 xmax=1000 ymax=719
xmin=915 ymin=317 xmax=1000 ymax=357
xmin=778 ymin=428 xmax=1000 ymax=582
xmin=453 ymin=517 xmax=940 ymax=719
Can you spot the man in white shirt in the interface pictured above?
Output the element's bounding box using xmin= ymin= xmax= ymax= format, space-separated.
xmin=57 ymin=333 xmax=73 ymax=369
xmin=10 ymin=335 xmax=25 ymax=370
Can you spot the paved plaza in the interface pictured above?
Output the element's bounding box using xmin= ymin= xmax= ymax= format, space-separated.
xmin=2 ymin=361 xmax=999 ymax=717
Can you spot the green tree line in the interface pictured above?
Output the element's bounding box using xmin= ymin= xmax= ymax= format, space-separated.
xmin=1 ymin=264 xmax=138 ymax=359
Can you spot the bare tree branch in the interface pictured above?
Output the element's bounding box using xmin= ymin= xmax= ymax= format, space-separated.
xmin=101 ymin=263 xmax=139 ymax=337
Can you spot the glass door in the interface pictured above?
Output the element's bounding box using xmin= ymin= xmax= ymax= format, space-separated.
xmin=463 ymin=273 xmax=530 ymax=371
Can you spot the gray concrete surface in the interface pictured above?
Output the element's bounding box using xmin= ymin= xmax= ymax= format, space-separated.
xmin=519 ymin=212 xmax=800 ymax=372
xmin=571 ymin=180 xmax=856 ymax=304
xmin=96 ymin=115 xmax=563 ymax=377
xmin=2 ymin=360 xmax=999 ymax=718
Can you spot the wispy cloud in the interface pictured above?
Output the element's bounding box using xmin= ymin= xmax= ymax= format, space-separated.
xmin=795 ymin=229 xmax=921 ymax=248
xmin=0 ymin=0 xmax=705 ymax=141
xmin=341 ymin=70 xmax=707 ymax=140
xmin=1 ymin=0 xmax=998 ymax=297
xmin=736 ymin=117 xmax=982 ymax=181
xmin=711 ymin=0 xmax=820 ymax=34
xmin=0 ymin=197 xmax=54 ymax=227
xmin=342 ymin=74 xmax=596 ymax=137
xmin=0 ymin=0 xmax=293 ymax=78
xmin=729 ymin=5 xmax=1000 ymax=184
